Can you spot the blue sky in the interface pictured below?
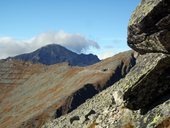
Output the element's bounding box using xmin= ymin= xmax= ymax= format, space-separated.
xmin=0 ymin=0 xmax=140 ymax=59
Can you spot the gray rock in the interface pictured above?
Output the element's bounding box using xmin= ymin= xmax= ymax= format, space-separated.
xmin=128 ymin=0 xmax=170 ymax=54
xmin=123 ymin=53 xmax=170 ymax=110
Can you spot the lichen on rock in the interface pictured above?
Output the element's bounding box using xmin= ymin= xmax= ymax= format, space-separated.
xmin=128 ymin=0 xmax=170 ymax=54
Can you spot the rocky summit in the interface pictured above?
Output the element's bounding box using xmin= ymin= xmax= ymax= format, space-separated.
xmin=42 ymin=0 xmax=170 ymax=128
xmin=0 ymin=51 xmax=136 ymax=128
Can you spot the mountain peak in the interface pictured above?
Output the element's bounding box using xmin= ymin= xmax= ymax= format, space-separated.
xmin=10 ymin=43 xmax=100 ymax=66
xmin=41 ymin=43 xmax=69 ymax=50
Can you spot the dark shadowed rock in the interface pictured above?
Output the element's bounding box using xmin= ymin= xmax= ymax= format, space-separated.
xmin=8 ymin=44 xmax=100 ymax=66
xmin=123 ymin=53 xmax=170 ymax=110
xmin=128 ymin=0 xmax=170 ymax=54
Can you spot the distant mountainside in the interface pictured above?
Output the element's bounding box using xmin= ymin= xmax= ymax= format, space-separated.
xmin=8 ymin=44 xmax=100 ymax=66
xmin=0 ymin=50 xmax=137 ymax=128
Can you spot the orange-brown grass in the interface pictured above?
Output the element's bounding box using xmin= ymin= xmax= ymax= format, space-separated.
xmin=88 ymin=121 xmax=96 ymax=128
xmin=123 ymin=123 xmax=134 ymax=128
xmin=156 ymin=117 xmax=170 ymax=128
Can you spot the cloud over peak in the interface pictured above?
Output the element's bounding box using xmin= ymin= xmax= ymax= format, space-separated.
xmin=0 ymin=31 xmax=100 ymax=59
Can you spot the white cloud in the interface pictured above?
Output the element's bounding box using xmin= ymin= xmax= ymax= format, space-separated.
xmin=0 ymin=31 xmax=100 ymax=59
xmin=97 ymin=50 xmax=116 ymax=60
xmin=97 ymin=47 xmax=129 ymax=60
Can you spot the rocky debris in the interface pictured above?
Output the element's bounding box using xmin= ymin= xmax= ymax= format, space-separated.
xmin=55 ymin=84 xmax=99 ymax=118
xmin=70 ymin=116 xmax=80 ymax=124
xmin=128 ymin=0 xmax=170 ymax=54
xmin=84 ymin=110 xmax=96 ymax=121
xmin=0 ymin=50 xmax=136 ymax=128
xmin=42 ymin=53 xmax=170 ymax=128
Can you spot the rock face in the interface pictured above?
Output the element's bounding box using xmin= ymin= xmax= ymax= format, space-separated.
xmin=8 ymin=44 xmax=100 ymax=66
xmin=43 ymin=0 xmax=170 ymax=127
xmin=126 ymin=0 xmax=170 ymax=112
xmin=128 ymin=0 xmax=170 ymax=54
xmin=0 ymin=50 xmax=136 ymax=128
xmin=123 ymin=53 xmax=170 ymax=110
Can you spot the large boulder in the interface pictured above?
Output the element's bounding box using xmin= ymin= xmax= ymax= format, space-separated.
xmin=128 ymin=0 xmax=170 ymax=54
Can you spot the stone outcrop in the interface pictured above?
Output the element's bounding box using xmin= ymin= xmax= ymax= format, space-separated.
xmin=123 ymin=53 xmax=170 ymax=110
xmin=128 ymin=0 xmax=170 ymax=54
xmin=0 ymin=50 xmax=136 ymax=128
xmin=126 ymin=0 xmax=170 ymax=112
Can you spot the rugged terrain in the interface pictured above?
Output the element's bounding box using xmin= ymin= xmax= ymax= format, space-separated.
xmin=43 ymin=53 xmax=170 ymax=128
xmin=7 ymin=44 xmax=100 ymax=66
xmin=43 ymin=0 xmax=170 ymax=127
xmin=1 ymin=0 xmax=169 ymax=127
xmin=0 ymin=50 xmax=136 ymax=128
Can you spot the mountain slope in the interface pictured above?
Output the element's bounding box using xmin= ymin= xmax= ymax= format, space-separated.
xmin=9 ymin=44 xmax=100 ymax=66
xmin=44 ymin=0 xmax=170 ymax=127
xmin=0 ymin=50 xmax=137 ymax=128
xmin=44 ymin=53 xmax=170 ymax=128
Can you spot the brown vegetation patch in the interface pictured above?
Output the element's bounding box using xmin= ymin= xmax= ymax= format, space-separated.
xmin=156 ymin=117 xmax=170 ymax=128
xmin=88 ymin=121 xmax=96 ymax=128
xmin=123 ymin=123 xmax=134 ymax=128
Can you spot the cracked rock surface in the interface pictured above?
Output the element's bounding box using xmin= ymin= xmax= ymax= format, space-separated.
xmin=128 ymin=0 xmax=170 ymax=54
